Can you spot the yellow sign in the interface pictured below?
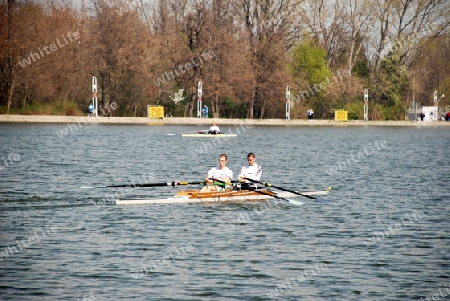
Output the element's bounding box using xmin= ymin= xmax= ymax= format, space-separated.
xmin=148 ymin=105 xmax=164 ymax=119
xmin=335 ymin=110 xmax=348 ymax=121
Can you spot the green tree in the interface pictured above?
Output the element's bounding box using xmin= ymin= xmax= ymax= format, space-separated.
xmin=369 ymin=50 xmax=409 ymax=120
xmin=292 ymin=41 xmax=331 ymax=84
xmin=379 ymin=51 xmax=409 ymax=107
xmin=290 ymin=41 xmax=332 ymax=118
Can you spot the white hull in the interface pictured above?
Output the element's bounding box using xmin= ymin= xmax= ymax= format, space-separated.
xmin=116 ymin=189 xmax=328 ymax=205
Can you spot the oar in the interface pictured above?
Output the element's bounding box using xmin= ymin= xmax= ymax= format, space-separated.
xmin=244 ymin=177 xmax=332 ymax=203
xmin=246 ymin=186 xmax=304 ymax=206
xmin=81 ymin=181 xmax=205 ymax=189
xmin=212 ymin=179 xmax=303 ymax=206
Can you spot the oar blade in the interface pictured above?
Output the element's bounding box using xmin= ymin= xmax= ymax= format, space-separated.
xmin=244 ymin=177 xmax=333 ymax=203
xmin=286 ymin=199 xmax=304 ymax=206
xmin=314 ymin=197 xmax=333 ymax=204
xmin=241 ymin=185 xmax=302 ymax=206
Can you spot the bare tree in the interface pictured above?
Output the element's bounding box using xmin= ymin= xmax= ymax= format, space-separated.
xmin=0 ymin=1 xmax=85 ymax=113
xmin=0 ymin=0 xmax=26 ymax=112
xmin=237 ymin=0 xmax=294 ymax=118
xmin=2 ymin=0 xmax=16 ymax=113
xmin=369 ymin=0 xmax=450 ymax=72
xmin=89 ymin=0 xmax=151 ymax=116
xmin=296 ymin=0 xmax=347 ymax=68
xmin=409 ymin=36 xmax=450 ymax=106
xmin=343 ymin=0 xmax=372 ymax=71
xmin=198 ymin=0 xmax=253 ymax=118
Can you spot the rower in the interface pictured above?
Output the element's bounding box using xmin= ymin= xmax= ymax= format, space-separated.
xmin=238 ymin=153 xmax=262 ymax=189
xmin=200 ymin=154 xmax=233 ymax=192
xmin=208 ymin=122 xmax=221 ymax=134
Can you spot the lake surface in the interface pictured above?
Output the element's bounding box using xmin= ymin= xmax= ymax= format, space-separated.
xmin=0 ymin=122 xmax=449 ymax=301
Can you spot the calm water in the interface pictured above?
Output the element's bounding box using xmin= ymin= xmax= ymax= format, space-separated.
xmin=0 ymin=122 xmax=449 ymax=301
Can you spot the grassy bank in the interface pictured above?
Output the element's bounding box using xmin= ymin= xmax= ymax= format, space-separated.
xmin=0 ymin=101 xmax=82 ymax=116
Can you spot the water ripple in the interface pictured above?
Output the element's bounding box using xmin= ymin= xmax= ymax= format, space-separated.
xmin=0 ymin=124 xmax=448 ymax=300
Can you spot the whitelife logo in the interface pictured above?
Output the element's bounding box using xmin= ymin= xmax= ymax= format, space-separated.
xmin=153 ymin=51 xmax=215 ymax=87
xmin=0 ymin=225 xmax=58 ymax=261
xmin=18 ymin=31 xmax=80 ymax=68
xmin=0 ymin=153 xmax=20 ymax=171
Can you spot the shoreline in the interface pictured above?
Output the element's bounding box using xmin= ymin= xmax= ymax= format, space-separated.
xmin=0 ymin=114 xmax=449 ymax=127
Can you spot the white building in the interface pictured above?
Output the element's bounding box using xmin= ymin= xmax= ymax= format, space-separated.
xmin=421 ymin=106 xmax=438 ymax=122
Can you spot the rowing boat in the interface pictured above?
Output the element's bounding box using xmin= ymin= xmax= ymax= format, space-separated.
xmin=181 ymin=129 xmax=237 ymax=137
xmin=116 ymin=188 xmax=329 ymax=205
xmin=181 ymin=133 xmax=237 ymax=137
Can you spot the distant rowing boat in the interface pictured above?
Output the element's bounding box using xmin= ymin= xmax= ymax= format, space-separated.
xmin=181 ymin=133 xmax=237 ymax=137
xmin=116 ymin=188 xmax=329 ymax=205
xmin=181 ymin=130 xmax=237 ymax=137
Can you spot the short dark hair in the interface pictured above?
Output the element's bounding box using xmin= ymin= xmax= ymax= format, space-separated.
xmin=247 ymin=153 xmax=255 ymax=158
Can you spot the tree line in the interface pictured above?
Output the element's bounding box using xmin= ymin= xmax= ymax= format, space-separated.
xmin=1 ymin=0 xmax=449 ymax=119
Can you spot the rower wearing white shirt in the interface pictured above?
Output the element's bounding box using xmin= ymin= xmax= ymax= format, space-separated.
xmin=208 ymin=122 xmax=221 ymax=134
xmin=238 ymin=153 xmax=262 ymax=186
xmin=200 ymin=154 xmax=233 ymax=192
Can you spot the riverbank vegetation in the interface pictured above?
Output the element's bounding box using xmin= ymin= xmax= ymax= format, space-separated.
xmin=1 ymin=0 xmax=449 ymax=120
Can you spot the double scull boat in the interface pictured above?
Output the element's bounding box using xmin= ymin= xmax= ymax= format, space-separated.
xmin=116 ymin=188 xmax=329 ymax=205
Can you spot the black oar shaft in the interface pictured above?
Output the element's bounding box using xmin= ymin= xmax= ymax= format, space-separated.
xmin=211 ymin=179 xmax=298 ymax=204
xmin=245 ymin=186 xmax=293 ymax=203
xmin=243 ymin=178 xmax=317 ymax=200
xmin=99 ymin=181 xmax=205 ymax=188
xmin=273 ymin=185 xmax=316 ymax=199
xmin=102 ymin=182 xmax=173 ymax=188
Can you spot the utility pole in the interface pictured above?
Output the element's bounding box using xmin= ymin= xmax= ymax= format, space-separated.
xmin=197 ymin=81 xmax=202 ymax=118
xmin=92 ymin=76 xmax=98 ymax=117
xmin=364 ymin=89 xmax=368 ymax=121
xmin=286 ymin=86 xmax=290 ymax=120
